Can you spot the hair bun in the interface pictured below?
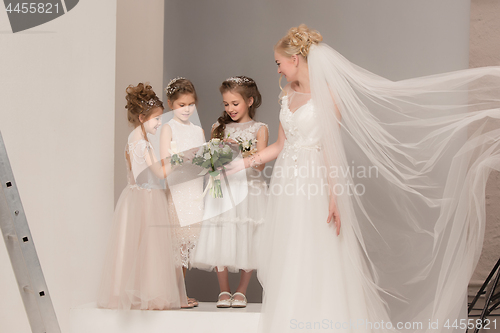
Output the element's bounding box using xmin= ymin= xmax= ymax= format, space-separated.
xmin=125 ymin=82 xmax=163 ymax=126
xmin=276 ymin=24 xmax=323 ymax=58
xmin=287 ymin=24 xmax=323 ymax=57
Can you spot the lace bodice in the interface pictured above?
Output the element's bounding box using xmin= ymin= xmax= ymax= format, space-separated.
xmin=279 ymin=92 xmax=322 ymax=159
xmin=125 ymin=133 xmax=163 ymax=189
xmin=213 ymin=119 xmax=268 ymax=146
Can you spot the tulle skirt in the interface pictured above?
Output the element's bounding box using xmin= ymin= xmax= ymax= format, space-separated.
xmin=191 ymin=168 xmax=268 ymax=273
xmin=258 ymin=148 xmax=393 ymax=332
xmin=97 ymin=185 xmax=188 ymax=310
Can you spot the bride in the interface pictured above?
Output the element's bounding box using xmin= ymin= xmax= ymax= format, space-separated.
xmin=226 ymin=24 xmax=500 ymax=332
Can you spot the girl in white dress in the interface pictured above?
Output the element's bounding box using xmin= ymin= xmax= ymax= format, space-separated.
xmin=160 ymin=77 xmax=205 ymax=307
xmin=97 ymin=83 xmax=189 ymax=310
xmin=191 ymin=76 xmax=269 ymax=308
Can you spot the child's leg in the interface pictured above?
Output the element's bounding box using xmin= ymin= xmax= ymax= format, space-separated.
xmin=182 ymin=266 xmax=198 ymax=306
xmin=234 ymin=269 xmax=253 ymax=301
xmin=216 ymin=267 xmax=231 ymax=301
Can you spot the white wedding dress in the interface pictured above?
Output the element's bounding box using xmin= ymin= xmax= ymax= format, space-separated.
xmin=258 ymin=43 xmax=500 ymax=333
xmin=258 ymin=86 xmax=393 ymax=332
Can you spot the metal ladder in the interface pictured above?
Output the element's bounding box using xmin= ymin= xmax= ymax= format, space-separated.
xmin=0 ymin=131 xmax=61 ymax=333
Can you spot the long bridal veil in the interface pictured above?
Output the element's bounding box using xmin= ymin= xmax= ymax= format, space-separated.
xmin=309 ymin=43 xmax=500 ymax=331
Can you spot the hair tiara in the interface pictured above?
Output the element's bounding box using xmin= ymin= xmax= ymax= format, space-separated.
xmin=165 ymin=76 xmax=186 ymax=96
xmin=139 ymin=95 xmax=162 ymax=113
xmin=226 ymin=76 xmax=253 ymax=85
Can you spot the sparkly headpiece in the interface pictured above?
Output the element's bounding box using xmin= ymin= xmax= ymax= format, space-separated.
xmin=140 ymin=95 xmax=163 ymax=113
xmin=165 ymin=77 xmax=186 ymax=96
xmin=226 ymin=76 xmax=253 ymax=85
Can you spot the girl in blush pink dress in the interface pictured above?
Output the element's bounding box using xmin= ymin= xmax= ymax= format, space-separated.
xmin=97 ymin=83 xmax=190 ymax=310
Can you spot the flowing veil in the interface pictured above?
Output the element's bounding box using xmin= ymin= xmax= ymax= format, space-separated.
xmin=309 ymin=43 xmax=500 ymax=331
xmin=139 ymin=107 xmax=247 ymax=221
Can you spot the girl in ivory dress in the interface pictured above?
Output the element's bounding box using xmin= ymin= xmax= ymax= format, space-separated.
xmin=191 ymin=76 xmax=269 ymax=308
xmin=97 ymin=83 xmax=190 ymax=310
xmin=160 ymin=77 xmax=205 ymax=307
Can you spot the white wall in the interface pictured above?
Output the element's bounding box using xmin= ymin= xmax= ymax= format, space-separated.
xmin=0 ymin=1 xmax=116 ymax=332
xmin=114 ymin=0 xmax=165 ymax=203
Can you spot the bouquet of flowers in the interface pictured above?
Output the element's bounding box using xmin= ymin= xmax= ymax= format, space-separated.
xmin=168 ymin=141 xmax=184 ymax=166
xmin=192 ymin=138 xmax=234 ymax=198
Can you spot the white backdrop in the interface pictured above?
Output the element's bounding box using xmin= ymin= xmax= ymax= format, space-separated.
xmin=0 ymin=1 xmax=116 ymax=332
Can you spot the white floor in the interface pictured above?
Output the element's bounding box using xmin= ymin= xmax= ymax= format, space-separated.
xmin=69 ymin=298 xmax=500 ymax=333
xmin=69 ymin=302 xmax=262 ymax=333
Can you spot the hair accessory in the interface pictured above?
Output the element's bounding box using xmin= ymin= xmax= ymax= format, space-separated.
xmin=140 ymin=96 xmax=162 ymax=113
xmin=165 ymin=77 xmax=186 ymax=96
xmin=226 ymin=76 xmax=253 ymax=85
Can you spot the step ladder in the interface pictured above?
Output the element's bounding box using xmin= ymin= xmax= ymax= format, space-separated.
xmin=0 ymin=131 xmax=61 ymax=333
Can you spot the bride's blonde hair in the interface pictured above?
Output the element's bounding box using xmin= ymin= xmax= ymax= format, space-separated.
xmin=275 ymin=24 xmax=323 ymax=60
xmin=275 ymin=24 xmax=323 ymax=94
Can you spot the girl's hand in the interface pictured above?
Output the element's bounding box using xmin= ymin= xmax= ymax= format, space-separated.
xmin=327 ymin=196 xmax=341 ymax=236
xmin=182 ymin=147 xmax=198 ymax=162
xmin=223 ymin=138 xmax=238 ymax=144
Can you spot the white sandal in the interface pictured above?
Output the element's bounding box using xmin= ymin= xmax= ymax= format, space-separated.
xmin=216 ymin=291 xmax=232 ymax=308
xmin=231 ymin=292 xmax=247 ymax=308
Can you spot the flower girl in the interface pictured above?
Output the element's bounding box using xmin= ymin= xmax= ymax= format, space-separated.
xmin=160 ymin=77 xmax=205 ymax=307
xmin=191 ymin=76 xmax=269 ymax=308
xmin=97 ymin=83 xmax=189 ymax=310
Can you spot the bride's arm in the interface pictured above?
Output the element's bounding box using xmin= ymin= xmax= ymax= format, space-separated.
xmin=325 ymin=149 xmax=341 ymax=235
xmin=224 ymin=122 xmax=285 ymax=174
xmin=326 ymin=88 xmax=342 ymax=234
xmin=244 ymin=122 xmax=285 ymax=168
xmin=252 ymin=124 xmax=270 ymax=172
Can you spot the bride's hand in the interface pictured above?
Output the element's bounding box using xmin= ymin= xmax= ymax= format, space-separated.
xmin=327 ymin=196 xmax=341 ymax=236
xmin=221 ymin=157 xmax=246 ymax=176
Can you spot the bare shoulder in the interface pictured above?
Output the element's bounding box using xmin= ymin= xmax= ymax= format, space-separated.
xmin=161 ymin=123 xmax=172 ymax=134
xmin=256 ymin=122 xmax=269 ymax=133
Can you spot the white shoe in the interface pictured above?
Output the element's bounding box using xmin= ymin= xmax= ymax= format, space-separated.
xmin=231 ymin=292 xmax=247 ymax=308
xmin=216 ymin=291 xmax=232 ymax=308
